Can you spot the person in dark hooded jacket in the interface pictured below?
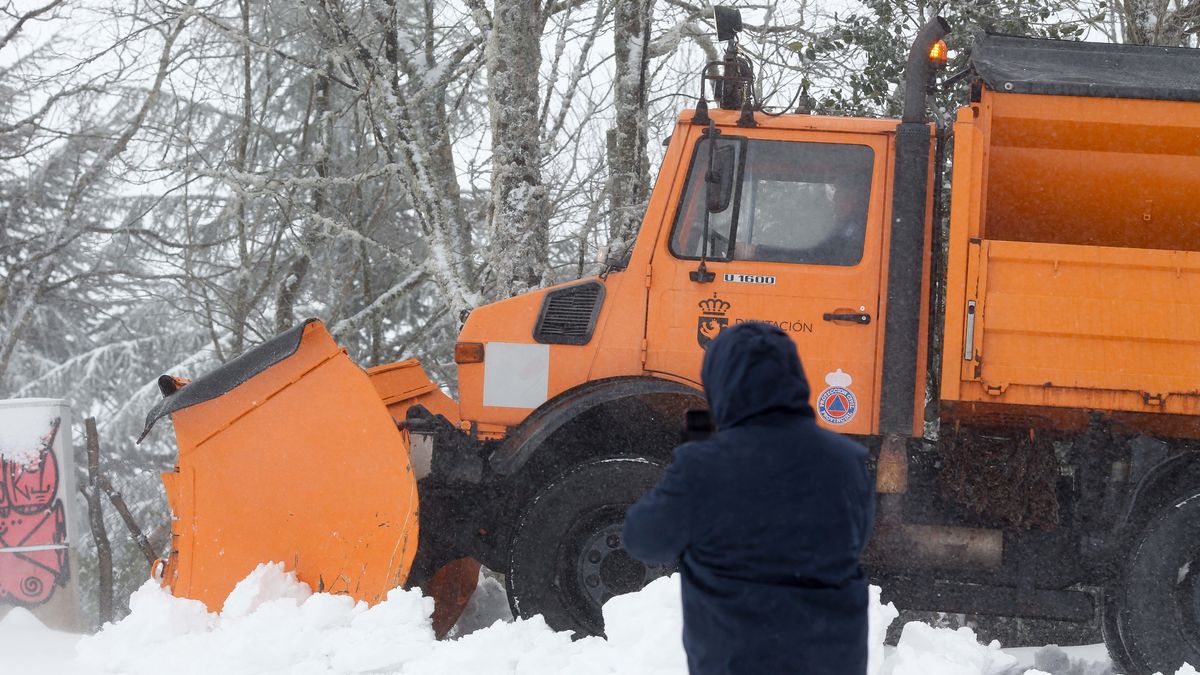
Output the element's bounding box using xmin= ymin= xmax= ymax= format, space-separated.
xmin=623 ymin=322 xmax=875 ymax=675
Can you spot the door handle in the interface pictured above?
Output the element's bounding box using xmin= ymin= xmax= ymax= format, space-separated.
xmin=822 ymin=312 xmax=871 ymax=325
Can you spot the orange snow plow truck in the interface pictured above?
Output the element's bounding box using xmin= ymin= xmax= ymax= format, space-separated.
xmin=140 ymin=11 xmax=1200 ymax=674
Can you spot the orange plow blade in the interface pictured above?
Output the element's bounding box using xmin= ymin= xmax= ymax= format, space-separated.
xmin=144 ymin=320 xmax=419 ymax=610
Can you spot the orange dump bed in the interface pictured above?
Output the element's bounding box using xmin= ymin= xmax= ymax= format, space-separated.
xmin=942 ymin=89 xmax=1200 ymax=430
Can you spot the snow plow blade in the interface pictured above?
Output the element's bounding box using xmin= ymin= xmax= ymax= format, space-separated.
xmin=143 ymin=319 xmax=419 ymax=610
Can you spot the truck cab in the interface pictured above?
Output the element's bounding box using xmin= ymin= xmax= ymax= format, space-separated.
xmin=455 ymin=109 xmax=928 ymax=439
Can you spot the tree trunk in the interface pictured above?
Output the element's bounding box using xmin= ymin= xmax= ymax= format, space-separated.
xmin=83 ymin=418 xmax=113 ymax=625
xmin=229 ymin=0 xmax=255 ymax=356
xmin=485 ymin=0 xmax=551 ymax=299
xmin=275 ymin=67 xmax=331 ymax=333
xmin=606 ymin=0 xmax=655 ymax=265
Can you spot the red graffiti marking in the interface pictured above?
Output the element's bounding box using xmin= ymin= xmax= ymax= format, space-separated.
xmin=0 ymin=418 xmax=69 ymax=608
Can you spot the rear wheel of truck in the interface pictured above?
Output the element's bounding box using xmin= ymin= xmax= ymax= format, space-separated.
xmin=505 ymin=457 xmax=674 ymax=637
xmin=1110 ymin=492 xmax=1200 ymax=674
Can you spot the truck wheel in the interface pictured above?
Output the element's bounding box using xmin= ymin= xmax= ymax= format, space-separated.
xmin=506 ymin=457 xmax=675 ymax=637
xmin=1101 ymin=589 xmax=1134 ymax=674
xmin=1112 ymin=492 xmax=1200 ymax=674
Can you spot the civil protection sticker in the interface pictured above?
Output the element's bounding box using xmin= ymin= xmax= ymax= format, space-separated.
xmin=817 ymin=386 xmax=857 ymax=425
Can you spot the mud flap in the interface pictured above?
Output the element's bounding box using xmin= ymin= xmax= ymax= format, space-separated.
xmin=426 ymin=557 xmax=481 ymax=638
xmin=152 ymin=320 xmax=419 ymax=610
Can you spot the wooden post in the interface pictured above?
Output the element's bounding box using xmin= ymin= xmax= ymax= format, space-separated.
xmin=82 ymin=417 xmax=113 ymax=624
xmin=98 ymin=475 xmax=157 ymax=565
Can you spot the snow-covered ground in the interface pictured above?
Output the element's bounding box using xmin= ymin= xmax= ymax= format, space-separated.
xmin=0 ymin=563 xmax=1188 ymax=675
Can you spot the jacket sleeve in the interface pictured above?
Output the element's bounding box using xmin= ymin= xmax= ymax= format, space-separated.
xmin=622 ymin=449 xmax=695 ymax=565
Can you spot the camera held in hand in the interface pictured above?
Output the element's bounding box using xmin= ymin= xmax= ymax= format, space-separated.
xmin=682 ymin=409 xmax=715 ymax=442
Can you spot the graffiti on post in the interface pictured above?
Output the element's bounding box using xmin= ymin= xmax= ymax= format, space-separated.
xmin=0 ymin=417 xmax=69 ymax=608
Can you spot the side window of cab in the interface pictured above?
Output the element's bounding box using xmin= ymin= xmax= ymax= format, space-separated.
xmin=669 ymin=138 xmax=874 ymax=266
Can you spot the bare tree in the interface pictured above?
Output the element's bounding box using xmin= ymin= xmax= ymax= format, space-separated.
xmin=1120 ymin=0 xmax=1200 ymax=44
xmin=0 ymin=0 xmax=198 ymax=387
xmin=476 ymin=0 xmax=552 ymax=298
xmin=605 ymin=0 xmax=654 ymax=265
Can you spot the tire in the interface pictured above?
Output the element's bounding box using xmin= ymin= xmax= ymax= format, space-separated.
xmin=505 ymin=457 xmax=675 ymax=637
xmin=1101 ymin=585 xmax=1134 ymax=673
xmin=1111 ymin=492 xmax=1200 ymax=674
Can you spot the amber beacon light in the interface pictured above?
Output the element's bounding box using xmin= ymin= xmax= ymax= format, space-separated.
xmin=929 ymin=39 xmax=948 ymax=68
xmin=454 ymin=342 xmax=485 ymax=364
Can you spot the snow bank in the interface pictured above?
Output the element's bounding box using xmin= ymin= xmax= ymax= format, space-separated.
xmin=77 ymin=565 xmax=682 ymax=675
xmin=0 ymin=607 xmax=87 ymax=675
xmin=72 ymin=565 xmax=898 ymax=675
xmin=1017 ymin=644 xmax=1115 ymax=675
xmin=5 ymin=562 xmax=1192 ymax=675
xmin=870 ymin=584 xmax=900 ymax=675
xmin=882 ymin=621 xmax=1017 ymax=675
xmin=75 ymin=564 xmax=587 ymax=675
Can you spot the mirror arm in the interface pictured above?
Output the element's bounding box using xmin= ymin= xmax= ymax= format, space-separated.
xmin=691 ymin=120 xmax=718 ymax=284
xmin=692 ymin=68 xmax=711 ymax=125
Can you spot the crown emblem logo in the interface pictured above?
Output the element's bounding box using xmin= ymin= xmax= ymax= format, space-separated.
xmin=696 ymin=293 xmax=731 ymax=349
xmin=698 ymin=294 xmax=731 ymax=316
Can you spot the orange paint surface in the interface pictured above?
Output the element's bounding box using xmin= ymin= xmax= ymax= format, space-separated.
xmin=941 ymin=90 xmax=1200 ymax=433
xmin=457 ymin=110 xmax=919 ymax=436
xmin=368 ymin=360 xmax=460 ymax=425
xmin=160 ymin=322 xmax=419 ymax=609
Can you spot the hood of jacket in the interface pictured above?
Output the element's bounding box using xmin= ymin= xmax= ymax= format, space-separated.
xmin=700 ymin=322 xmax=813 ymax=429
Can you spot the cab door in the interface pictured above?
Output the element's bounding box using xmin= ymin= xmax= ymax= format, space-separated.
xmin=644 ymin=127 xmax=893 ymax=435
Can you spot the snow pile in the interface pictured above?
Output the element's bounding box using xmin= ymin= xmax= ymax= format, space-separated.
xmin=72 ymin=564 xmax=903 ymax=675
xmin=882 ymin=623 xmax=1128 ymax=675
xmin=0 ymin=607 xmax=87 ymax=674
xmin=1 ymin=562 xmax=1191 ymax=675
xmin=1021 ymin=645 xmax=1115 ymax=675
xmin=76 ymin=563 xmax=634 ymax=675
xmin=870 ymin=584 xmax=900 ymax=675
xmin=882 ymin=621 xmax=1018 ymax=674
xmin=602 ymin=574 xmax=687 ymax=673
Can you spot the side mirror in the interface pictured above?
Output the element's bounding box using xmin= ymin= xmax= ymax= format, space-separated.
xmin=713 ymin=6 xmax=743 ymax=43
xmin=706 ymin=144 xmax=736 ymax=213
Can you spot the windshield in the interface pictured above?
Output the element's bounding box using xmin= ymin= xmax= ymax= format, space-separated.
xmin=669 ymin=138 xmax=875 ymax=266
